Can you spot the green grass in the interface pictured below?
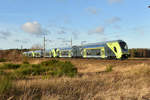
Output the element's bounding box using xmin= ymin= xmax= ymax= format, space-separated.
xmin=15 ymin=64 xmax=49 ymax=76
xmin=0 ymin=63 xmax=21 ymax=69
xmin=0 ymin=60 xmax=77 ymax=95
xmin=0 ymin=60 xmax=77 ymax=79
xmin=0 ymin=75 xmax=12 ymax=94
xmin=22 ymin=61 xmax=30 ymax=64
xmin=0 ymin=58 xmax=7 ymax=62
xmin=105 ymin=65 xmax=113 ymax=72
xmin=15 ymin=60 xmax=77 ymax=77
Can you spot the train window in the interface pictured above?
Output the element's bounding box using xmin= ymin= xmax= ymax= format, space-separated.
xmin=119 ymin=42 xmax=128 ymax=51
xmin=114 ymin=47 xmax=117 ymax=53
xmin=61 ymin=51 xmax=69 ymax=56
xmin=46 ymin=52 xmax=49 ymax=56
xmin=86 ymin=49 xmax=101 ymax=56
xmin=29 ymin=53 xmax=32 ymax=56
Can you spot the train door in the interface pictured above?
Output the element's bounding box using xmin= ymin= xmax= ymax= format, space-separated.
xmin=72 ymin=47 xmax=77 ymax=57
xmin=101 ymin=48 xmax=105 ymax=58
xmin=72 ymin=46 xmax=82 ymax=58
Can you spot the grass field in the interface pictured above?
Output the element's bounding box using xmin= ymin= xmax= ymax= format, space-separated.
xmin=0 ymin=58 xmax=150 ymax=100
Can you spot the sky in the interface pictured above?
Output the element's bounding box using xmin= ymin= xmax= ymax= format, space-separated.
xmin=0 ymin=0 xmax=150 ymax=49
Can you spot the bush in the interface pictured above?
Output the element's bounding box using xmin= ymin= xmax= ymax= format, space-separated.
xmin=42 ymin=60 xmax=77 ymax=77
xmin=23 ymin=61 xmax=29 ymax=64
xmin=105 ymin=65 xmax=113 ymax=72
xmin=15 ymin=60 xmax=77 ymax=77
xmin=0 ymin=63 xmax=21 ymax=69
xmin=0 ymin=75 xmax=12 ymax=94
xmin=0 ymin=58 xmax=6 ymax=62
xmin=0 ymin=70 xmax=5 ymax=75
xmin=41 ymin=59 xmax=59 ymax=66
xmin=15 ymin=64 xmax=48 ymax=76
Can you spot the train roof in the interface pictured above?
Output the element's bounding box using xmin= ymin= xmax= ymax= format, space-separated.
xmin=28 ymin=51 xmax=33 ymax=53
xmin=33 ymin=50 xmax=42 ymax=53
xmin=59 ymin=47 xmax=72 ymax=50
xmin=45 ymin=49 xmax=52 ymax=52
xmin=81 ymin=40 xmax=124 ymax=48
xmin=23 ymin=52 xmax=27 ymax=54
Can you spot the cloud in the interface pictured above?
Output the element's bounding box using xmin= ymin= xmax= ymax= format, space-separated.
xmin=55 ymin=26 xmax=68 ymax=34
xmin=57 ymin=30 xmax=66 ymax=34
xmin=113 ymin=25 xmax=122 ymax=30
xmin=14 ymin=39 xmax=29 ymax=44
xmin=107 ymin=17 xmax=121 ymax=24
xmin=101 ymin=37 xmax=109 ymax=42
xmin=31 ymin=44 xmax=43 ymax=49
xmin=0 ymin=36 xmax=7 ymax=40
xmin=57 ymin=37 xmax=64 ymax=40
xmin=86 ymin=7 xmax=98 ymax=15
xmin=88 ymin=26 xmax=105 ymax=35
xmin=108 ymin=0 xmax=123 ymax=4
xmin=72 ymin=31 xmax=79 ymax=39
xmin=55 ymin=26 xmax=79 ymax=39
xmin=46 ymin=39 xmax=52 ymax=42
xmin=21 ymin=21 xmax=43 ymax=35
xmin=0 ymin=30 xmax=11 ymax=40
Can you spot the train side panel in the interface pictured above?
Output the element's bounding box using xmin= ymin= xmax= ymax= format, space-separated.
xmin=81 ymin=43 xmax=107 ymax=59
xmin=52 ymin=48 xmax=59 ymax=57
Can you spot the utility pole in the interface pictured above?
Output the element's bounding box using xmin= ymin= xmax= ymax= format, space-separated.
xmin=44 ymin=35 xmax=46 ymax=51
xmin=71 ymin=37 xmax=72 ymax=47
xmin=21 ymin=45 xmax=23 ymax=50
xmin=43 ymin=34 xmax=46 ymax=57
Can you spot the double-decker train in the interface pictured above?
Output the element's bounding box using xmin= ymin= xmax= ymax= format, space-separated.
xmin=23 ymin=40 xmax=130 ymax=59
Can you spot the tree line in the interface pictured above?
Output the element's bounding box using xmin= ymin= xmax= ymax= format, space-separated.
xmin=129 ymin=49 xmax=150 ymax=58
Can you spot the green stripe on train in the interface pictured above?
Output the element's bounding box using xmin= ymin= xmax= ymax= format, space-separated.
xmin=107 ymin=42 xmax=122 ymax=59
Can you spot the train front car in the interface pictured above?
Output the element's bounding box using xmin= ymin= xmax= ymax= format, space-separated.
xmin=81 ymin=40 xmax=129 ymax=60
xmin=118 ymin=40 xmax=129 ymax=59
xmin=106 ymin=40 xmax=129 ymax=59
xmin=59 ymin=47 xmax=72 ymax=58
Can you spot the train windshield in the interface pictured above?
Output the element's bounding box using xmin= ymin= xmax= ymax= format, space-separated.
xmin=119 ymin=42 xmax=128 ymax=51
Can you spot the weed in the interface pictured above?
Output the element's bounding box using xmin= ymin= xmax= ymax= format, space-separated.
xmin=105 ymin=65 xmax=113 ymax=72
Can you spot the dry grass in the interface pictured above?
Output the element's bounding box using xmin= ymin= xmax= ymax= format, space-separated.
xmin=1 ymin=59 xmax=150 ymax=100
xmin=2 ymin=63 xmax=148 ymax=100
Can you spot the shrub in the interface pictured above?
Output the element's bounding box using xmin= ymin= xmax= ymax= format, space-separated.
xmin=0 ymin=75 xmax=12 ymax=94
xmin=15 ymin=60 xmax=77 ymax=77
xmin=0 ymin=63 xmax=21 ymax=69
xmin=47 ymin=61 xmax=77 ymax=77
xmin=15 ymin=64 xmax=49 ymax=76
xmin=0 ymin=58 xmax=6 ymax=62
xmin=41 ymin=59 xmax=59 ymax=66
xmin=105 ymin=65 xmax=113 ymax=72
xmin=23 ymin=61 xmax=30 ymax=64
xmin=0 ymin=70 xmax=5 ymax=75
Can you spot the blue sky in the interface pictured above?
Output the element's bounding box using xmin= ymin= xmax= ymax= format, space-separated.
xmin=0 ymin=0 xmax=150 ymax=49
